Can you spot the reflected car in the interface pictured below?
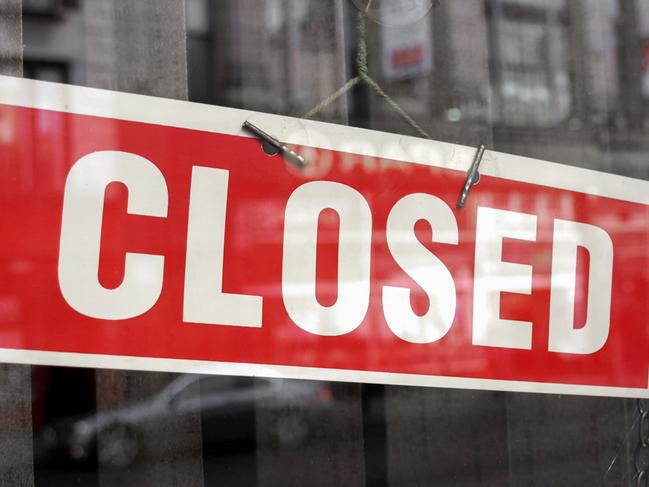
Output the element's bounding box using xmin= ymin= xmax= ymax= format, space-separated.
xmin=34 ymin=375 xmax=333 ymax=469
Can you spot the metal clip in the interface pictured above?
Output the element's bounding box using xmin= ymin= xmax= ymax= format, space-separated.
xmin=456 ymin=144 xmax=485 ymax=210
xmin=242 ymin=121 xmax=307 ymax=169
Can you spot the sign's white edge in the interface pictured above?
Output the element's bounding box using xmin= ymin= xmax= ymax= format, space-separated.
xmin=1 ymin=75 xmax=648 ymax=398
xmin=0 ymin=349 xmax=646 ymax=398
xmin=1 ymin=74 xmax=649 ymax=205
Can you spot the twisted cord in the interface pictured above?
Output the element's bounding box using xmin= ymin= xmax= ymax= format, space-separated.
xmin=302 ymin=76 xmax=361 ymax=120
xmin=302 ymin=12 xmax=431 ymax=140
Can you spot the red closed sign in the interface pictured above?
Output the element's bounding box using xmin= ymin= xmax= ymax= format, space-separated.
xmin=0 ymin=76 xmax=647 ymax=397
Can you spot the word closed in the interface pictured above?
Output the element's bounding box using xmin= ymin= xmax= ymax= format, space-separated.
xmin=59 ymin=151 xmax=612 ymax=356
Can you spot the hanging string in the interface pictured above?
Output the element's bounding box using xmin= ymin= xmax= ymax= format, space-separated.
xmin=302 ymin=12 xmax=432 ymax=140
xmin=302 ymin=77 xmax=362 ymax=120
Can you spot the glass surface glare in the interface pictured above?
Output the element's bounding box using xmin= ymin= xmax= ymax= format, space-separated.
xmin=0 ymin=0 xmax=646 ymax=485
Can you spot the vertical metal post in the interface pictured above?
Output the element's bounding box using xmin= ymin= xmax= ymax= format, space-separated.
xmin=94 ymin=2 xmax=203 ymax=486
xmin=0 ymin=2 xmax=35 ymax=486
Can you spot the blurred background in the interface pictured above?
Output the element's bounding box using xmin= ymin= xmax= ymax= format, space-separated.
xmin=0 ymin=0 xmax=648 ymax=485
xmin=17 ymin=0 xmax=649 ymax=174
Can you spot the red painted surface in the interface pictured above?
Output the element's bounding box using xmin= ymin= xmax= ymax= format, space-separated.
xmin=0 ymin=103 xmax=647 ymax=389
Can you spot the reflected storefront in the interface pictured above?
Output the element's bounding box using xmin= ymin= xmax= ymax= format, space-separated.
xmin=1 ymin=1 xmax=649 ymax=486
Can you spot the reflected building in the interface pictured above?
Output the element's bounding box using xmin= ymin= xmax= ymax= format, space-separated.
xmin=185 ymin=0 xmax=649 ymax=178
xmin=9 ymin=1 xmax=649 ymax=486
xmin=18 ymin=0 xmax=649 ymax=180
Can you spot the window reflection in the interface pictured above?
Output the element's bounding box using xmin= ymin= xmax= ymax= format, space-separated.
xmin=487 ymin=0 xmax=572 ymax=126
xmin=8 ymin=0 xmax=649 ymax=486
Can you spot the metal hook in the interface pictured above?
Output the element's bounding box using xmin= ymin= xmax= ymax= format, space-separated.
xmin=242 ymin=121 xmax=307 ymax=169
xmin=456 ymin=144 xmax=485 ymax=210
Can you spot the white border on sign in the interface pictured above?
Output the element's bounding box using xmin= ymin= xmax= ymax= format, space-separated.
xmin=1 ymin=75 xmax=648 ymax=204
xmin=0 ymin=74 xmax=648 ymax=398
xmin=0 ymin=348 xmax=647 ymax=399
